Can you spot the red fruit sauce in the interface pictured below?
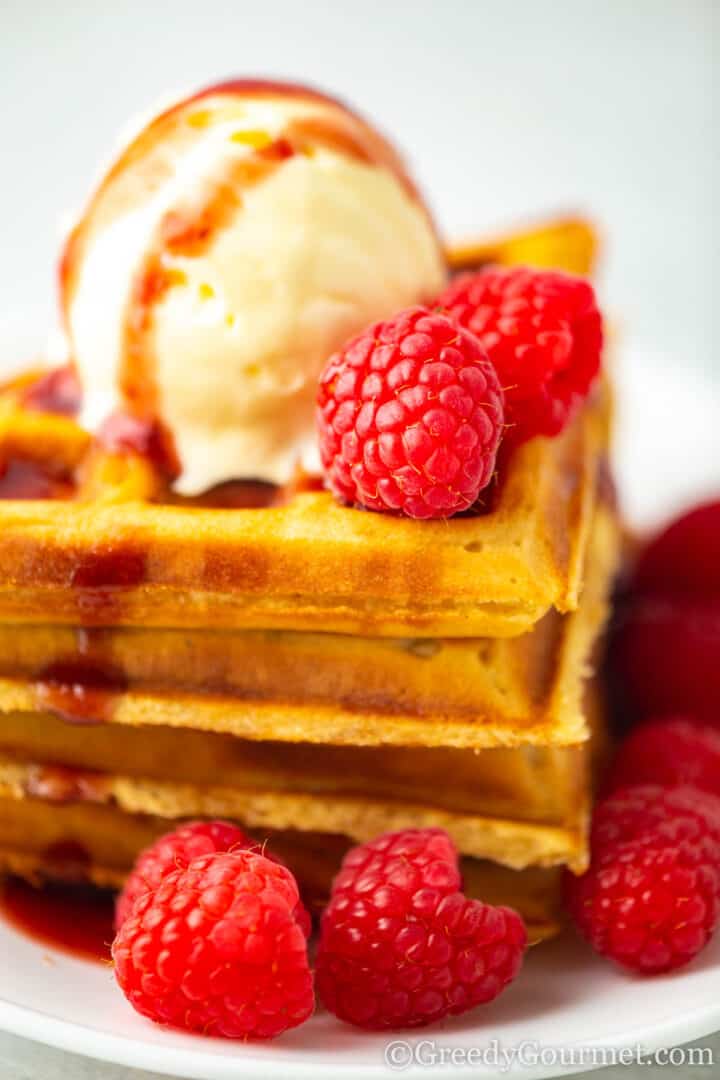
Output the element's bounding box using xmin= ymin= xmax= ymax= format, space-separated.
xmin=33 ymin=658 xmax=128 ymax=725
xmin=0 ymin=876 xmax=115 ymax=964
xmin=22 ymin=366 xmax=81 ymax=417
xmin=0 ymin=458 xmax=75 ymax=500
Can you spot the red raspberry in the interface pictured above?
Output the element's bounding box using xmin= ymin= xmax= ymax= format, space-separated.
xmin=315 ymin=828 xmax=526 ymax=1029
xmin=316 ymin=307 xmax=504 ymax=519
xmin=591 ymin=785 xmax=720 ymax=868
xmin=437 ymin=266 xmax=602 ymax=444
xmin=566 ymin=785 xmax=720 ymax=973
xmin=631 ymin=500 xmax=720 ymax=599
xmin=604 ymin=719 xmax=720 ymax=797
xmin=611 ymin=597 xmax=720 ymax=721
xmin=115 ymin=821 xmax=249 ymax=929
xmin=112 ymin=850 xmax=314 ymax=1039
xmin=565 ymin=840 xmax=719 ymax=974
xmin=115 ymin=820 xmax=311 ymax=937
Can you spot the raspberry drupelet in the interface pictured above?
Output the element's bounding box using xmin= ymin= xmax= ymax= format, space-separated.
xmin=437 ymin=266 xmax=602 ymax=444
xmin=316 ymin=307 xmax=505 ymax=519
xmin=316 ymin=828 xmax=527 ymax=1029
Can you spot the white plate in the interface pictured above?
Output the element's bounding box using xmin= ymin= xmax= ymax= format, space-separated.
xmin=1 ymin=924 xmax=719 ymax=1080
xmin=1 ymin=350 xmax=719 ymax=1079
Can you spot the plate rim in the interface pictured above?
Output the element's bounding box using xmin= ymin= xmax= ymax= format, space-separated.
xmin=1 ymin=982 xmax=719 ymax=1080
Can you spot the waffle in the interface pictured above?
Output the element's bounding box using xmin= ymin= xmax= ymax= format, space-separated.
xmin=0 ymin=684 xmax=606 ymax=823
xmin=0 ymin=394 xmax=607 ymax=641
xmin=0 ymin=733 xmax=591 ymax=876
xmin=0 ymin=499 xmax=617 ymax=749
xmin=447 ymin=217 xmax=598 ymax=277
xmin=0 ymin=609 xmax=609 ymax=874
xmin=0 ymin=796 xmax=565 ymax=942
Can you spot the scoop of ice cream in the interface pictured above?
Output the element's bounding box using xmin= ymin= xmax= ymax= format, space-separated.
xmin=61 ymin=80 xmax=447 ymax=492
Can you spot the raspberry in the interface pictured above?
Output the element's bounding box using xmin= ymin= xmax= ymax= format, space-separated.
xmin=437 ymin=266 xmax=602 ymax=444
xmin=316 ymin=307 xmax=504 ymax=519
xmin=565 ymin=840 xmax=719 ymax=974
xmin=315 ymin=828 xmax=526 ymax=1029
xmin=631 ymin=500 xmax=720 ymax=599
xmin=591 ymin=785 xmax=720 ymax=868
xmin=112 ymin=850 xmax=314 ymax=1039
xmin=604 ymin=719 xmax=720 ymax=798
xmin=115 ymin=820 xmax=311 ymax=937
xmin=611 ymin=597 xmax=720 ymax=721
xmin=566 ymin=785 xmax=720 ymax=973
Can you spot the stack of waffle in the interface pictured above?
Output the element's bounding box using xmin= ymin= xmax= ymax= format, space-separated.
xmin=0 ymin=220 xmax=618 ymax=942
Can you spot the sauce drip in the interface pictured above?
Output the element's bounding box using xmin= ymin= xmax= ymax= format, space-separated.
xmin=43 ymin=839 xmax=92 ymax=873
xmin=0 ymin=876 xmax=115 ymax=963
xmin=97 ymin=410 xmax=180 ymax=481
xmin=34 ymin=658 xmax=128 ymax=725
xmin=70 ymin=548 xmax=147 ymax=623
xmin=177 ymin=478 xmax=279 ymax=509
xmin=597 ymin=454 xmax=618 ymax=511
xmin=0 ymin=458 xmax=75 ymax=500
xmin=22 ymin=367 xmax=81 ymax=417
xmin=71 ymin=548 xmax=147 ymax=590
xmin=25 ymin=764 xmax=110 ymax=804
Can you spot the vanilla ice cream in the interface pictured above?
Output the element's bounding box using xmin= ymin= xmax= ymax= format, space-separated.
xmin=61 ymin=81 xmax=447 ymax=492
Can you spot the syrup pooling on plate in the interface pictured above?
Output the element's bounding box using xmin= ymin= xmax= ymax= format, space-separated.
xmin=0 ymin=876 xmax=114 ymax=963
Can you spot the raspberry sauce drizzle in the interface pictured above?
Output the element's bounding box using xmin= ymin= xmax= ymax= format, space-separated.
xmin=97 ymin=411 xmax=181 ymax=481
xmin=34 ymin=657 xmax=128 ymax=725
xmin=69 ymin=549 xmax=147 ymax=624
xmin=24 ymin=764 xmax=110 ymax=804
xmin=22 ymin=367 xmax=81 ymax=417
xmin=0 ymin=877 xmax=114 ymax=963
xmin=0 ymin=458 xmax=75 ymax=500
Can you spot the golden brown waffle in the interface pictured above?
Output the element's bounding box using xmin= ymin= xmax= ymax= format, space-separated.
xmin=0 ymin=710 xmax=590 ymax=828
xmin=0 ymin=797 xmax=564 ymax=942
xmin=0 ymin=660 xmax=608 ymax=877
xmin=0 ymin=736 xmax=589 ymax=873
xmin=447 ymin=217 xmax=598 ymax=277
xmin=0 ymin=756 xmax=586 ymax=871
xmin=0 ymin=501 xmax=618 ymax=748
xmin=0 ymin=389 xmax=604 ymax=638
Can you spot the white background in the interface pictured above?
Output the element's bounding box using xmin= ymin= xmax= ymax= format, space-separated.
xmin=0 ymin=0 xmax=717 ymax=380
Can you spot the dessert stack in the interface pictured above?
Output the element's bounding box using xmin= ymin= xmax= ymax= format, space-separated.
xmin=0 ymin=81 xmax=618 ymax=943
